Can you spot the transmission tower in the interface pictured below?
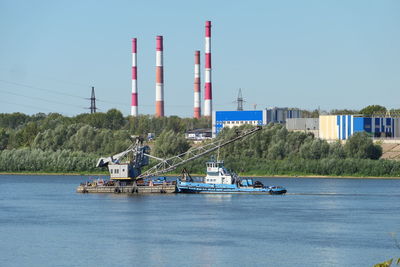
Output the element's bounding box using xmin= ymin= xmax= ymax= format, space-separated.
xmin=235 ymin=88 xmax=245 ymax=111
xmin=89 ymin=86 xmax=97 ymax=113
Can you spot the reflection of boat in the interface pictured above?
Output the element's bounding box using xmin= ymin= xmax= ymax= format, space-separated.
xmin=176 ymin=159 xmax=287 ymax=194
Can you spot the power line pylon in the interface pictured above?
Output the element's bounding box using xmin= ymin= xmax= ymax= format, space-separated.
xmin=89 ymin=86 xmax=97 ymax=113
xmin=235 ymin=88 xmax=245 ymax=111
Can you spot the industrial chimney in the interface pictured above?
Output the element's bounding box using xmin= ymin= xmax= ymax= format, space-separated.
xmin=131 ymin=38 xmax=138 ymax=116
xmin=155 ymin=36 xmax=164 ymax=117
xmin=204 ymin=21 xmax=212 ymax=117
xmin=194 ymin=50 xmax=201 ymax=119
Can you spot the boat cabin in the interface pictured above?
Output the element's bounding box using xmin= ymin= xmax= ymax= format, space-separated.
xmin=108 ymin=163 xmax=132 ymax=180
xmin=204 ymin=160 xmax=234 ymax=185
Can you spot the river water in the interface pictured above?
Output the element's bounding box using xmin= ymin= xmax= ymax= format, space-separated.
xmin=0 ymin=175 xmax=399 ymax=267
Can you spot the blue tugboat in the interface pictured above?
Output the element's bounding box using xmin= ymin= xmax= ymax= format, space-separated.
xmin=177 ymin=159 xmax=287 ymax=194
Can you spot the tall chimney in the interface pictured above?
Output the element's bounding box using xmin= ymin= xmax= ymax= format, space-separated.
xmin=131 ymin=38 xmax=138 ymax=116
xmin=194 ymin=50 xmax=201 ymax=119
xmin=204 ymin=21 xmax=212 ymax=117
xmin=155 ymin=36 xmax=164 ymax=117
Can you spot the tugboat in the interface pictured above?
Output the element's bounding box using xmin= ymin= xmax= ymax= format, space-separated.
xmin=176 ymin=158 xmax=287 ymax=194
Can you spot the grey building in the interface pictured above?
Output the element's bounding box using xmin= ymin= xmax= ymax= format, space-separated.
xmin=185 ymin=128 xmax=212 ymax=141
xmin=266 ymin=107 xmax=302 ymax=124
xmin=286 ymin=118 xmax=319 ymax=137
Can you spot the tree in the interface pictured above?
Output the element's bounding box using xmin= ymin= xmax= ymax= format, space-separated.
xmin=0 ymin=129 xmax=9 ymax=150
xmin=267 ymin=141 xmax=286 ymax=160
xmin=344 ymin=132 xmax=382 ymax=159
xmin=329 ymin=141 xmax=346 ymax=159
xmin=360 ymin=105 xmax=387 ymax=117
xmin=330 ymin=109 xmax=359 ymax=115
xmin=166 ymin=116 xmax=186 ymax=133
xmin=105 ymin=109 xmax=125 ymax=130
xmin=74 ymin=113 xmax=106 ymax=129
xmin=8 ymin=122 xmax=38 ymax=148
xmin=38 ymin=113 xmax=70 ymax=130
xmin=301 ymin=109 xmax=320 ymax=118
xmin=153 ymin=129 xmax=190 ymax=158
xmin=0 ymin=112 xmax=29 ymax=129
xmin=299 ymin=139 xmax=329 ymax=160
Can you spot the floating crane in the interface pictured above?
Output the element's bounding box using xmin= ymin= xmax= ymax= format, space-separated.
xmin=95 ymin=126 xmax=262 ymax=182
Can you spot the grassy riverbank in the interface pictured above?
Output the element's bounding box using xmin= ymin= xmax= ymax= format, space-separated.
xmin=0 ymin=171 xmax=108 ymax=176
xmin=1 ymin=171 xmax=400 ymax=179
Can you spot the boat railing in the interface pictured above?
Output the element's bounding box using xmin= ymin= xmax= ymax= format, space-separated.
xmin=230 ymin=171 xmax=241 ymax=185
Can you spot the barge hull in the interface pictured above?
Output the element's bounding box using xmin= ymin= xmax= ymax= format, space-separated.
xmin=76 ymin=185 xmax=176 ymax=194
xmin=178 ymin=188 xmax=285 ymax=194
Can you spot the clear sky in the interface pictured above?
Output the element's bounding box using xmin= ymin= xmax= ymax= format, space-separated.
xmin=0 ymin=0 xmax=399 ymax=117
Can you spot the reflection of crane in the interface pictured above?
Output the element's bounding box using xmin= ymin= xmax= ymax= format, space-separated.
xmin=96 ymin=126 xmax=262 ymax=181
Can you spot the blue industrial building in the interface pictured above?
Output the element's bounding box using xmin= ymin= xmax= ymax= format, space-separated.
xmin=341 ymin=116 xmax=395 ymax=139
xmin=212 ymin=110 xmax=266 ymax=137
xmin=212 ymin=108 xmax=303 ymax=137
xmin=319 ymin=115 xmax=398 ymax=140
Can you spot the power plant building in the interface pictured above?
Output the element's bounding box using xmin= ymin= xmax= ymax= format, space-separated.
xmin=286 ymin=118 xmax=319 ymax=137
xmin=266 ymin=107 xmax=302 ymax=124
xmin=319 ymin=115 xmax=400 ymax=140
xmin=212 ymin=108 xmax=303 ymax=137
xmin=212 ymin=110 xmax=267 ymax=137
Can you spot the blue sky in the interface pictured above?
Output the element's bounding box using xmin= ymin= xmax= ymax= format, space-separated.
xmin=0 ymin=0 xmax=399 ymax=117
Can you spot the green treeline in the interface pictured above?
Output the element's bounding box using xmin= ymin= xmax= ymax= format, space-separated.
xmin=0 ymin=110 xmax=399 ymax=177
xmin=183 ymin=157 xmax=400 ymax=177
xmin=177 ymin=124 xmax=398 ymax=177
xmin=0 ymin=110 xmax=208 ymax=153
xmin=0 ymin=110 xmax=208 ymax=173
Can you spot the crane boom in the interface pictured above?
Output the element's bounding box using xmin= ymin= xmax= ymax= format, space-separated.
xmin=96 ymin=144 xmax=134 ymax=167
xmin=137 ymin=126 xmax=261 ymax=179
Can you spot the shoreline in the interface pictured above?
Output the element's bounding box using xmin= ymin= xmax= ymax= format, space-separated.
xmin=1 ymin=172 xmax=400 ymax=179
xmin=0 ymin=172 xmax=108 ymax=176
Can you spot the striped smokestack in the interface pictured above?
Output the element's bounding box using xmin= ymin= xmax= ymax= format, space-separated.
xmin=193 ymin=50 xmax=201 ymax=119
xmin=204 ymin=21 xmax=212 ymax=117
xmin=131 ymin=38 xmax=138 ymax=116
xmin=155 ymin=36 xmax=164 ymax=117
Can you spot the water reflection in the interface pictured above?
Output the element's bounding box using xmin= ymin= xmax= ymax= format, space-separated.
xmin=204 ymin=194 xmax=233 ymax=203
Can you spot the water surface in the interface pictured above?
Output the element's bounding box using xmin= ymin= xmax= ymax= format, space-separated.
xmin=0 ymin=175 xmax=399 ymax=266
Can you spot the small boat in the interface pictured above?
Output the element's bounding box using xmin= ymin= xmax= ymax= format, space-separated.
xmin=176 ymin=159 xmax=287 ymax=194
